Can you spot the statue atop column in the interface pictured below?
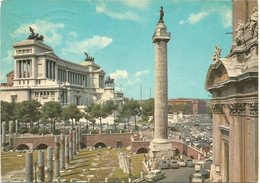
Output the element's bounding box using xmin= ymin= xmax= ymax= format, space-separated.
xmin=250 ymin=7 xmax=258 ymax=38
xmin=212 ymin=45 xmax=222 ymax=62
xmin=159 ymin=6 xmax=164 ymax=23
xmin=27 ymin=27 xmax=44 ymax=42
xmin=84 ymin=52 xmax=95 ymax=62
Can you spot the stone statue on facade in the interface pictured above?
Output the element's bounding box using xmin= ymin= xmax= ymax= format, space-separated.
xmin=235 ymin=20 xmax=245 ymax=47
xmin=159 ymin=6 xmax=164 ymax=23
xmin=27 ymin=26 xmax=44 ymax=42
xmin=84 ymin=52 xmax=95 ymax=62
xmin=250 ymin=7 xmax=258 ymax=38
xmin=212 ymin=45 xmax=222 ymax=62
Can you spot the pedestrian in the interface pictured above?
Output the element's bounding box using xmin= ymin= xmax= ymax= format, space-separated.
xmin=189 ymin=172 xmax=193 ymax=182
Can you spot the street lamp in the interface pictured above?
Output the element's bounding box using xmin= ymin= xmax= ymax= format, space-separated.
xmin=34 ymin=161 xmax=37 ymax=182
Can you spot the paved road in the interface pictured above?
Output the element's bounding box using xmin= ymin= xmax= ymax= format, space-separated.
xmin=158 ymin=167 xmax=196 ymax=182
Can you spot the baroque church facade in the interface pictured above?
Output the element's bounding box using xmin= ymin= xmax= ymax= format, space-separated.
xmin=1 ymin=30 xmax=123 ymax=107
xmin=205 ymin=1 xmax=258 ymax=182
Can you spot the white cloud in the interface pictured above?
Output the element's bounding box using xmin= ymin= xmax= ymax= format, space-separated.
xmin=135 ymin=69 xmax=150 ymax=77
xmin=96 ymin=4 xmax=140 ymax=22
xmin=69 ymin=31 xmax=78 ymax=38
xmin=3 ymin=50 xmax=13 ymax=64
xmin=179 ymin=20 xmax=186 ymax=25
xmin=62 ymin=35 xmax=113 ymax=55
xmin=123 ymin=0 xmax=150 ymax=9
xmin=179 ymin=11 xmax=210 ymax=25
xmin=219 ymin=6 xmax=232 ymax=28
xmin=187 ymin=11 xmax=210 ymax=24
xmin=127 ymin=78 xmax=140 ymax=85
xmin=179 ymin=6 xmax=232 ymax=28
xmin=10 ymin=19 xmax=65 ymax=46
xmin=109 ymin=70 xmax=128 ymax=80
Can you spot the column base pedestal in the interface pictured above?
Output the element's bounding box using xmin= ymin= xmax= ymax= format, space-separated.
xmin=149 ymin=138 xmax=173 ymax=162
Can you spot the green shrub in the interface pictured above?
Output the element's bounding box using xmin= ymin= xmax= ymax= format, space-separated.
xmin=29 ymin=128 xmax=38 ymax=134
xmin=90 ymin=129 xmax=99 ymax=134
xmin=38 ymin=128 xmax=49 ymax=135
xmin=53 ymin=129 xmax=60 ymax=135
xmin=20 ymin=127 xmax=29 ymax=134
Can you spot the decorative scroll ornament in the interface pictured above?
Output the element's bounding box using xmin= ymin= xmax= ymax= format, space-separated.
xmin=250 ymin=7 xmax=258 ymax=39
xmin=27 ymin=27 xmax=44 ymax=41
xmin=210 ymin=104 xmax=223 ymax=114
xmin=226 ymin=103 xmax=246 ymax=115
xmin=248 ymin=103 xmax=258 ymax=116
xmin=212 ymin=45 xmax=222 ymax=62
xmin=84 ymin=52 xmax=95 ymax=62
xmin=235 ymin=20 xmax=245 ymax=47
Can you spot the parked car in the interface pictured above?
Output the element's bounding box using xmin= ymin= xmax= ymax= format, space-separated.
xmin=192 ymin=173 xmax=205 ymax=182
xmin=144 ymin=170 xmax=165 ymax=182
xmin=168 ymin=159 xmax=179 ymax=169
xmin=178 ymin=159 xmax=187 ymax=167
xmin=200 ymin=168 xmax=210 ymax=178
xmin=195 ymin=161 xmax=205 ymax=172
xmin=186 ymin=158 xmax=195 ymax=167
xmin=158 ymin=160 xmax=170 ymax=169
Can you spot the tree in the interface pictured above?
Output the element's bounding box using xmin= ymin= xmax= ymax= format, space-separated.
xmin=125 ymin=100 xmax=140 ymax=130
xmin=85 ymin=103 xmax=108 ymax=133
xmin=1 ymin=101 xmax=16 ymax=124
xmin=171 ymin=104 xmax=193 ymax=114
xmin=15 ymin=100 xmax=41 ymax=128
xmin=117 ymin=100 xmax=140 ymax=130
xmin=141 ymin=98 xmax=154 ymax=121
xmin=62 ymin=104 xmax=82 ymax=128
xmin=117 ymin=103 xmax=132 ymax=129
xmin=42 ymin=101 xmax=62 ymax=131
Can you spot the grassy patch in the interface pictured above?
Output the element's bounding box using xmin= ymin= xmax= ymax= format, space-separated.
xmin=2 ymin=148 xmax=147 ymax=182
xmin=1 ymin=150 xmax=47 ymax=176
xmin=137 ymin=121 xmax=153 ymax=125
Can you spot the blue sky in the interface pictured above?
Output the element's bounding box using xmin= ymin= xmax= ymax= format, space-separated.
xmin=1 ymin=0 xmax=233 ymax=100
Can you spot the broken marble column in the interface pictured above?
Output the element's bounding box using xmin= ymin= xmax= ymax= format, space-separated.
xmin=47 ymin=146 xmax=53 ymax=182
xmin=69 ymin=129 xmax=73 ymax=161
xmin=76 ymin=126 xmax=79 ymax=152
xmin=73 ymin=130 xmax=76 ymax=155
xmin=38 ymin=151 xmax=45 ymax=182
xmin=65 ymin=135 xmax=69 ymax=165
xmin=2 ymin=122 xmax=6 ymax=151
xmin=25 ymin=152 xmax=33 ymax=182
xmin=60 ymin=134 xmax=65 ymax=170
xmin=54 ymin=136 xmax=60 ymax=177
xmin=9 ymin=121 xmax=13 ymax=149
xmin=15 ymin=120 xmax=19 ymax=135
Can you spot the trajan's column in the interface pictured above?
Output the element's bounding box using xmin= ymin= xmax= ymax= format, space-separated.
xmin=149 ymin=6 xmax=173 ymax=160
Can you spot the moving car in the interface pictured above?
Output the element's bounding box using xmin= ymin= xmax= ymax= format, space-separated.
xmin=168 ymin=159 xmax=179 ymax=169
xmin=145 ymin=170 xmax=165 ymax=182
xmin=192 ymin=173 xmax=205 ymax=182
xmin=159 ymin=160 xmax=170 ymax=169
xmin=186 ymin=158 xmax=195 ymax=167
